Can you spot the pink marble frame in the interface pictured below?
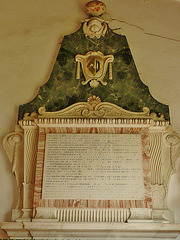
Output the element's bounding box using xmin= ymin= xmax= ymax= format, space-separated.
xmin=33 ymin=127 xmax=152 ymax=209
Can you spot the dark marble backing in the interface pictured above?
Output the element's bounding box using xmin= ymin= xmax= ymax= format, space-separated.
xmin=18 ymin=24 xmax=169 ymax=120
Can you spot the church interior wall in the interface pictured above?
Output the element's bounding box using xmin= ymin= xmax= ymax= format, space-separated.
xmin=0 ymin=0 xmax=180 ymax=237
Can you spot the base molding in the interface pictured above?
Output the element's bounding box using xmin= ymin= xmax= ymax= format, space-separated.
xmin=16 ymin=209 xmax=33 ymax=222
xmin=128 ymin=208 xmax=152 ymax=222
xmin=1 ymin=222 xmax=180 ymax=239
xmin=33 ymin=207 xmax=131 ymax=223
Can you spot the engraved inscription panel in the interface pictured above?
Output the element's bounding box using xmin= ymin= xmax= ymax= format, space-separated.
xmin=42 ymin=134 xmax=145 ymax=200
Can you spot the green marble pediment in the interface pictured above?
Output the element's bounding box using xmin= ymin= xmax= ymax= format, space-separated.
xmin=18 ymin=24 xmax=169 ymax=120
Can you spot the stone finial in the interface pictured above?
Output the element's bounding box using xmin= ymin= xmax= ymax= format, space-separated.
xmin=85 ymin=1 xmax=106 ymax=17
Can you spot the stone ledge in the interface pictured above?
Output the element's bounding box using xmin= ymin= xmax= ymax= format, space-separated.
xmin=1 ymin=222 xmax=180 ymax=239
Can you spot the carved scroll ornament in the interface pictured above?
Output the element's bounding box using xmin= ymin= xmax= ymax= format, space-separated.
xmin=38 ymin=96 xmax=150 ymax=119
xmin=163 ymin=131 xmax=180 ymax=190
xmin=83 ymin=18 xmax=107 ymax=39
xmin=3 ymin=125 xmax=24 ymax=213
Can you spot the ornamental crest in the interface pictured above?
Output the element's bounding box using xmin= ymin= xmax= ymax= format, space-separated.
xmin=75 ymin=51 xmax=114 ymax=88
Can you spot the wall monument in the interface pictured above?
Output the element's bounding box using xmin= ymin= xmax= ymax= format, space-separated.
xmin=2 ymin=1 xmax=180 ymax=239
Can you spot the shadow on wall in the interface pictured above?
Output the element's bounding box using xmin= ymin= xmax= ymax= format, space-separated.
xmin=167 ymin=155 xmax=180 ymax=223
xmin=0 ymin=139 xmax=18 ymax=222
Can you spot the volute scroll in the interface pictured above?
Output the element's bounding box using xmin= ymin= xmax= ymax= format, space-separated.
xmin=3 ymin=126 xmax=24 ymax=220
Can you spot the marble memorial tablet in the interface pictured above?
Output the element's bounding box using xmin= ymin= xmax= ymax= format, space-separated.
xmin=42 ymin=134 xmax=145 ymax=200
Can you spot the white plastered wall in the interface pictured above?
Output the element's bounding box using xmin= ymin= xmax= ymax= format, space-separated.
xmin=0 ymin=0 xmax=180 ymax=224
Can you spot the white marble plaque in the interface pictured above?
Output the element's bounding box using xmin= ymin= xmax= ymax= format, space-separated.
xmin=42 ymin=134 xmax=145 ymax=200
